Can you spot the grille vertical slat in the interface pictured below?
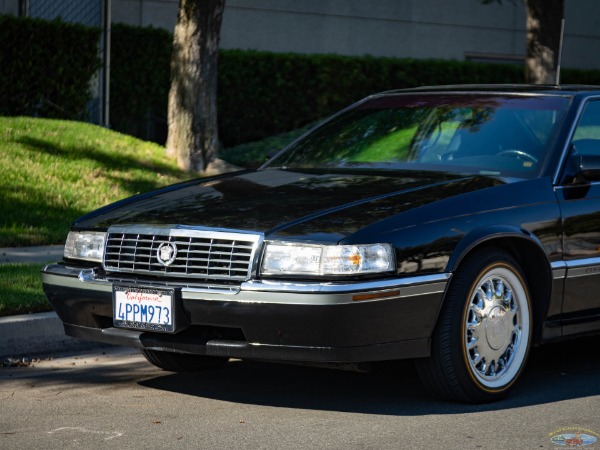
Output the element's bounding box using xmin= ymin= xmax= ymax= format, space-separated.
xmin=103 ymin=227 xmax=260 ymax=281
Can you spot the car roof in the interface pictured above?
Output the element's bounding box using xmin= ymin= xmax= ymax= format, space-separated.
xmin=381 ymin=84 xmax=600 ymax=96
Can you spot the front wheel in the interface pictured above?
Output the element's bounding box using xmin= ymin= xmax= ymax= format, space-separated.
xmin=415 ymin=248 xmax=532 ymax=403
xmin=141 ymin=349 xmax=228 ymax=372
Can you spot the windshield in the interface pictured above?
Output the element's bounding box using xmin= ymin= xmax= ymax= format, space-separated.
xmin=267 ymin=94 xmax=570 ymax=178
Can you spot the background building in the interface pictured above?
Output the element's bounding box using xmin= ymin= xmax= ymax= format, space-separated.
xmin=2 ymin=0 xmax=600 ymax=70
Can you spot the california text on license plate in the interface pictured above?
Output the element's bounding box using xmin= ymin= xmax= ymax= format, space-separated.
xmin=113 ymin=286 xmax=175 ymax=332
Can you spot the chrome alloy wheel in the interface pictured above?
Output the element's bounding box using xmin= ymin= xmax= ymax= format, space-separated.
xmin=464 ymin=265 xmax=530 ymax=389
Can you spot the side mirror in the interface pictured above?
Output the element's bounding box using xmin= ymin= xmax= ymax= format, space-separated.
xmin=569 ymin=152 xmax=600 ymax=183
xmin=565 ymin=139 xmax=600 ymax=183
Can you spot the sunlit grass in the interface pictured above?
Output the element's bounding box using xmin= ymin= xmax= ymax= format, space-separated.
xmin=0 ymin=117 xmax=192 ymax=246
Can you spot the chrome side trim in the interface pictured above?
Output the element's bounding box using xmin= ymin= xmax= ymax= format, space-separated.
xmin=564 ymin=257 xmax=600 ymax=278
xmin=551 ymin=261 xmax=567 ymax=279
xmin=241 ymin=273 xmax=450 ymax=294
xmin=42 ymin=264 xmax=450 ymax=306
xmin=551 ymin=259 xmax=600 ymax=279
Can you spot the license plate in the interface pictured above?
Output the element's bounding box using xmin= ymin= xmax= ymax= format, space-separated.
xmin=113 ymin=286 xmax=175 ymax=332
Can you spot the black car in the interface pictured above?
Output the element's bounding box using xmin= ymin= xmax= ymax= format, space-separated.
xmin=43 ymin=85 xmax=600 ymax=403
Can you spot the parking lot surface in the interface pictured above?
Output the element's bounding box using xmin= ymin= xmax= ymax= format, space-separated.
xmin=1 ymin=340 xmax=599 ymax=449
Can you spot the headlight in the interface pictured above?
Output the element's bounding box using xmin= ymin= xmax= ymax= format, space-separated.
xmin=64 ymin=231 xmax=106 ymax=262
xmin=261 ymin=242 xmax=394 ymax=276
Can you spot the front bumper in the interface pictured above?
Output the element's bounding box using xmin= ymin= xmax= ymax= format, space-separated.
xmin=42 ymin=263 xmax=449 ymax=362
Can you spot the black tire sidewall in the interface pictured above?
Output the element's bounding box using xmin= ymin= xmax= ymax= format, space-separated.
xmin=433 ymin=248 xmax=533 ymax=402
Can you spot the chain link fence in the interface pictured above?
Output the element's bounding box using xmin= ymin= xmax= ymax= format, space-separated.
xmin=29 ymin=0 xmax=101 ymax=27
xmin=23 ymin=0 xmax=109 ymax=126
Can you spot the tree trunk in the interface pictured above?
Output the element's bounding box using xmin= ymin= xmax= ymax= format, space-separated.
xmin=524 ymin=0 xmax=564 ymax=84
xmin=166 ymin=0 xmax=225 ymax=172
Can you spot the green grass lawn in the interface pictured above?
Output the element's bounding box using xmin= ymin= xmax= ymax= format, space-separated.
xmin=0 ymin=263 xmax=49 ymax=316
xmin=0 ymin=117 xmax=193 ymax=247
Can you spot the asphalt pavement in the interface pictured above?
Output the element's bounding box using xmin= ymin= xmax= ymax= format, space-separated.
xmin=0 ymin=246 xmax=112 ymax=359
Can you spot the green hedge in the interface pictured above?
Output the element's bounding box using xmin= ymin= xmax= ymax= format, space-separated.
xmin=5 ymin=18 xmax=600 ymax=148
xmin=110 ymin=24 xmax=172 ymax=141
xmin=0 ymin=15 xmax=101 ymax=119
xmin=217 ymin=51 xmax=526 ymax=146
xmin=109 ymin=23 xmax=530 ymax=146
xmin=218 ymin=55 xmax=600 ymax=146
xmin=562 ymin=68 xmax=600 ymax=85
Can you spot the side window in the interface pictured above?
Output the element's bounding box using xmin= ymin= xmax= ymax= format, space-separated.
xmin=572 ymin=101 xmax=600 ymax=155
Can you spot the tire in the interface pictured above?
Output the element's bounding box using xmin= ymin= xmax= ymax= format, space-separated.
xmin=141 ymin=349 xmax=228 ymax=372
xmin=415 ymin=248 xmax=532 ymax=403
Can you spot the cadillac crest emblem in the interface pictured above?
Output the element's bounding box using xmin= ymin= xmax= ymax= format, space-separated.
xmin=157 ymin=242 xmax=177 ymax=266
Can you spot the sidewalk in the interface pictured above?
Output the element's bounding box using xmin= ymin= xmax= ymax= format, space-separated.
xmin=0 ymin=245 xmax=113 ymax=359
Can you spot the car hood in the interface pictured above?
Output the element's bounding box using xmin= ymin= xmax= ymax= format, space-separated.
xmin=74 ymin=168 xmax=506 ymax=242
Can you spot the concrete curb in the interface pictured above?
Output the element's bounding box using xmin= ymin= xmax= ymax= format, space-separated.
xmin=0 ymin=312 xmax=111 ymax=359
xmin=1 ymin=246 xmax=115 ymax=358
xmin=0 ymin=245 xmax=64 ymax=264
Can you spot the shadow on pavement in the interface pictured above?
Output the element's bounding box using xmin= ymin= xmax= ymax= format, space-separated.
xmin=139 ymin=334 xmax=600 ymax=415
xmin=3 ymin=335 xmax=598 ymax=415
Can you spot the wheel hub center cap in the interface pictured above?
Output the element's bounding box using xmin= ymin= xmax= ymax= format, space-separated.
xmin=485 ymin=306 xmax=508 ymax=350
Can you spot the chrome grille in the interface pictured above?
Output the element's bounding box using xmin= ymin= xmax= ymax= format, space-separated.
xmin=103 ymin=226 xmax=262 ymax=281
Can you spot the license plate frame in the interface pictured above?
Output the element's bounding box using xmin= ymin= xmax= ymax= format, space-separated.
xmin=113 ymin=285 xmax=175 ymax=333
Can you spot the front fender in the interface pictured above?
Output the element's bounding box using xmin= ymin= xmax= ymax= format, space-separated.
xmin=446 ymin=225 xmax=551 ymax=273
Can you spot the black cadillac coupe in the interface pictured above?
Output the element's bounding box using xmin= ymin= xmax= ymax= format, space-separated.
xmin=43 ymin=85 xmax=600 ymax=403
